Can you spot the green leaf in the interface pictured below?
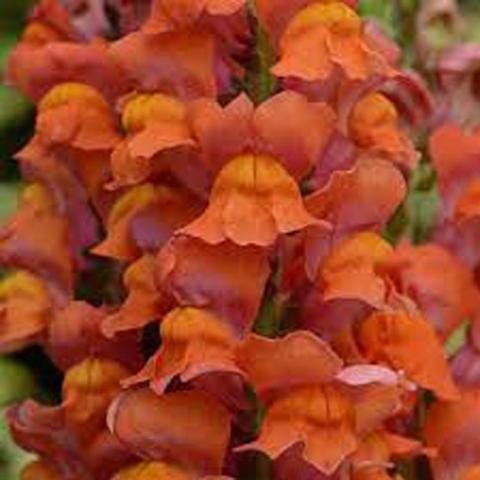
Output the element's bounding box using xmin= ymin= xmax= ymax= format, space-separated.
xmin=0 ymin=357 xmax=35 ymax=407
xmin=0 ymin=183 xmax=20 ymax=224
xmin=445 ymin=321 xmax=469 ymax=358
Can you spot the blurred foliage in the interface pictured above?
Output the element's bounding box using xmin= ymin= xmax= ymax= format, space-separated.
xmin=0 ymin=2 xmax=38 ymax=479
xmin=0 ymin=358 xmax=36 ymax=479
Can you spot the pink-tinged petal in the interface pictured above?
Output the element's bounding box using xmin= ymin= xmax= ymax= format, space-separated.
xmin=157 ymin=236 xmax=270 ymax=337
xmin=7 ymin=41 xmax=130 ymax=103
xmin=383 ymin=243 xmax=480 ymax=340
xmin=306 ymin=158 xmax=407 ymax=235
xmin=46 ymin=301 xmax=142 ymax=371
xmin=253 ymin=91 xmax=336 ymax=181
xmin=144 ymin=0 xmax=245 ymax=34
xmin=108 ymin=388 xmax=231 ymax=475
xmin=110 ymin=30 xmax=217 ymax=99
xmin=16 ymin=138 xmax=100 ymax=266
xmin=188 ymin=94 xmax=254 ymax=174
xmin=425 ymin=390 xmax=480 ymax=480
xmin=236 ymin=331 xmax=343 ymax=399
xmin=336 ymin=365 xmax=400 ymax=387
xmin=8 ymin=401 xmax=89 ymax=478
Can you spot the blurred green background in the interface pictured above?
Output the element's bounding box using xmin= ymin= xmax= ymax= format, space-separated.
xmin=0 ymin=1 xmax=39 ymax=478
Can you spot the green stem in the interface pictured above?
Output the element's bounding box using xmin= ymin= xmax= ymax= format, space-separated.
xmin=245 ymin=0 xmax=277 ymax=103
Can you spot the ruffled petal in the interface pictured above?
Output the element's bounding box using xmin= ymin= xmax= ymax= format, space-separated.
xmin=108 ymin=388 xmax=231 ymax=475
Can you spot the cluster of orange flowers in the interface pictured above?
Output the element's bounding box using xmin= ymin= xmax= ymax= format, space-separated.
xmin=3 ymin=0 xmax=480 ymax=479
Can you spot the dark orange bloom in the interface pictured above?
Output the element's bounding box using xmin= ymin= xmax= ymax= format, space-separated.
xmin=0 ymin=270 xmax=54 ymax=353
xmin=425 ymin=390 xmax=480 ymax=480
xmin=236 ymin=332 xmax=401 ymax=475
xmin=189 ymin=91 xmax=336 ymax=180
xmin=93 ymin=184 xmax=204 ymax=261
xmin=0 ymin=184 xmax=73 ymax=295
xmin=181 ymin=154 xmax=320 ymax=246
xmin=127 ymin=307 xmax=240 ymax=389
xmin=108 ymin=388 xmax=231 ymax=475
xmin=36 ymin=82 xmax=120 ymax=151
xmin=236 ymin=331 xmax=342 ymax=400
xmin=383 ymin=243 xmax=480 ymax=340
xmin=62 ymin=357 xmax=131 ymax=441
xmin=16 ymin=137 xmax=102 ymax=259
xmin=21 ymin=460 xmax=63 ymax=480
xmin=455 ymin=179 xmax=480 ymax=224
xmin=348 ymin=93 xmax=419 ymax=171
xmin=103 ymin=254 xmax=172 ymax=337
xmin=318 ymin=232 xmax=393 ymax=308
xmin=157 ymin=236 xmax=270 ymax=336
xmin=359 ymin=311 xmax=459 ymax=400
xmin=46 ymin=301 xmax=143 ymax=371
xmin=430 ymin=124 xmax=480 ymax=218
xmin=109 ymin=93 xmax=196 ymax=189
xmin=110 ymin=30 xmax=218 ymax=98
xmin=351 ymin=431 xmax=425 ymax=480
xmin=256 ymin=0 xmax=358 ymax=44
xmin=143 ymin=0 xmax=245 ymax=33
xmin=272 ymin=2 xmax=395 ymax=82
xmin=7 ymin=38 xmax=130 ymax=103
xmin=304 ymin=159 xmax=406 ymax=277
xmin=429 ymin=125 xmax=480 ymax=268
xmin=8 ymin=358 xmax=133 ymax=480
xmin=306 ymin=158 xmax=406 ymax=236
xmin=112 ymin=461 xmax=233 ymax=480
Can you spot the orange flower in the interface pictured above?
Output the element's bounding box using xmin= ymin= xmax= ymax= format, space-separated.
xmin=16 ymin=137 xmax=102 ymax=257
xmin=0 ymin=184 xmax=73 ymax=295
xmin=306 ymin=158 xmax=406 ymax=235
xmin=157 ymin=236 xmax=270 ymax=336
xmin=348 ymin=93 xmax=419 ymax=171
xmin=425 ymin=390 xmax=480 ymax=480
xmin=47 ymin=301 xmax=143 ymax=371
xmin=111 ymin=461 xmax=233 ymax=480
xmin=454 ymin=179 xmax=480 ymax=224
xmin=189 ymin=91 xmax=336 ymax=180
xmin=7 ymin=38 xmax=129 ymax=103
xmin=125 ymin=307 xmax=243 ymax=396
xmin=36 ymin=82 xmax=120 ymax=151
xmin=256 ymin=0 xmax=358 ymax=44
xmin=110 ymin=29 xmax=218 ymax=98
xmin=143 ymin=0 xmax=245 ymax=33
xmin=103 ymin=254 xmax=172 ymax=337
xmin=0 ymin=270 xmax=53 ymax=353
xmin=304 ymin=159 xmax=406 ymax=277
xmin=109 ymin=93 xmax=196 ymax=189
xmin=63 ymin=357 xmax=131 ymax=441
xmin=272 ymin=2 xmax=395 ymax=82
xmin=8 ymin=358 xmax=133 ymax=480
xmin=92 ymin=184 xmax=203 ymax=261
xmin=318 ymin=232 xmax=393 ymax=307
xmin=108 ymin=388 xmax=231 ymax=475
xmin=351 ymin=431 xmax=425 ymax=480
xmin=430 ymin=124 xmax=480 ymax=215
xmin=21 ymin=461 xmax=63 ymax=480
xmin=236 ymin=332 xmax=401 ymax=475
xmin=111 ymin=462 xmax=192 ymax=480
xmin=181 ymin=154 xmax=319 ymax=246
xmin=359 ymin=311 xmax=459 ymax=400
xmin=382 ymin=243 xmax=480 ymax=340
